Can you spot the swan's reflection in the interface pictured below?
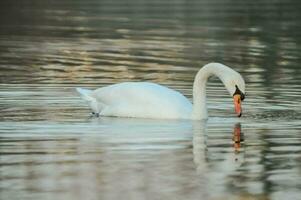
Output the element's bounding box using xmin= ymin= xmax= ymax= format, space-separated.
xmin=193 ymin=121 xmax=245 ymax=174
xmin=192 ymin=120 xmax=208 ymax=172
xmin=192 ymin=121 xmax=246 ymax=198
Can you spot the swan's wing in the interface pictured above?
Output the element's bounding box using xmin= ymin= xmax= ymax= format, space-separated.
xmin=92 ymin=82 xmax=190 ymax=105
xmin=91 ymin=82 xmax=192 ymax=119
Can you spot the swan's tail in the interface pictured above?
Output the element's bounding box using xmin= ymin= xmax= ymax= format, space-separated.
xmin=76 ymin=87 xmax=94 ymax=101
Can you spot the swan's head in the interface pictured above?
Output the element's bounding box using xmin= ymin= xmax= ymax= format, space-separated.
xmin=221 ymin=69 xmax=245 ymax=117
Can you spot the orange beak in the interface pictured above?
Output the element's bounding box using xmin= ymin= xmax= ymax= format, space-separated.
xmin=233 ymin=94 xmax=242 ymax=117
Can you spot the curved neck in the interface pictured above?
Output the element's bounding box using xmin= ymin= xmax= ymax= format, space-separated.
xmin=192 ymin=63 xmax=229 ymax=120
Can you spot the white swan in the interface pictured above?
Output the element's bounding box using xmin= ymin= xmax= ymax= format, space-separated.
xmin=76 ymin=63 xmax=245 ymax=120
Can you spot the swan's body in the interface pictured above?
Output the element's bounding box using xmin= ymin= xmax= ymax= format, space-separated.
xmin=77 ymin=63 xmax=245 ymax=120
xmin=78 ymin=82 xmax=192 ymax=119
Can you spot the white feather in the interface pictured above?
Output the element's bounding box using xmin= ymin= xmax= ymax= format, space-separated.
xmin=76 ymin=63 xmax=245 ymax=120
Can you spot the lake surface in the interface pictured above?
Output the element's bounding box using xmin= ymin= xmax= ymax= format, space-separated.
xmin=1 ymin=0 xmax=301 ymax=200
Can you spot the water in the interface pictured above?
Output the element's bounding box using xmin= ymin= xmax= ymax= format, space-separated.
xmin=1 ymin=0 xmax=301 ymax=199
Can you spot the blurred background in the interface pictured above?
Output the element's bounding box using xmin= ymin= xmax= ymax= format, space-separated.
xmin=1 ymin=0 xmax=300 ymax=85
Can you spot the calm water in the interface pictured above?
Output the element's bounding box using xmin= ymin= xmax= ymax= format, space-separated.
xmin=1 ymin=0 xmax=301 ymax=200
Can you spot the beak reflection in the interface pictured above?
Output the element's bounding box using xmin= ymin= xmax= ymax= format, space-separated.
xmin=232 ymin=123 xmax=244 ymax=152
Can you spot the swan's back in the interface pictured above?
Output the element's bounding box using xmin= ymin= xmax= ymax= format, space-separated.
xmin=92 ymin=82 xmax=192 ymax=119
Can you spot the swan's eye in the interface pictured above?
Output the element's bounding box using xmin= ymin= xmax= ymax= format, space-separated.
xmin=233 ymin=85 xmax=245 ymax=101
xmin=241 ymin=93 xmax=245 ymax=101
xmin=92 ymin=112 xmax=95 ymax=115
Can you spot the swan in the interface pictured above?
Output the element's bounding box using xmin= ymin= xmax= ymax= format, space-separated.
xmin=76 ymin=63 xmax=245 ymax=120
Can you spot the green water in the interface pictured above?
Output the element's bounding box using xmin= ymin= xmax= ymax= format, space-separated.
xmin=1 ymin=1 xmax=301 ymax=199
